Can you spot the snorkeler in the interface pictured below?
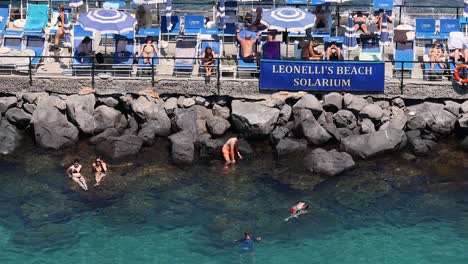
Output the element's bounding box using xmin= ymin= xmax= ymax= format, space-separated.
xmin=284 ymin=202 xmax=310 ymax=221
xmin=92 ymin=157 xmax=108 ymax=186
xmin=235 ymin=231 xmax=261 ymax=251
xmin=222 ymin=136 xmax=243 ymax=167
xmin=66 ymin=159 xmax=88 ymax=191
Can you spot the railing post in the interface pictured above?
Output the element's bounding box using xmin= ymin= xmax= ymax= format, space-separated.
xmin=216 ymin=57 xmax=221 ymax=95
xmin=28 ymin=56 xmax=32 ymax=86
xmin=91 ymin=56 xmax=95 ymax=89
xmin=400 ymin=61 xmax=404 ymax=94
xmin=398 ymin=5 xmax=402 ymax=25
xmin=151 ymin=57 xmax=155 ymax=87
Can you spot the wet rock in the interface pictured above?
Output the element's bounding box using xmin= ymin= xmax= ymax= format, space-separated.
xmin=270 ymin=126 xmax=290 ymax=144
xmin=323 ymin=92 xmax=343 ymax=112
xmin=401 ymin=152 xmax=417 ymax=161
xmin=0 ymin=96 xmax=17 ymax=114
xmin=276 ymin=138 xmax=307 ymax=156
xmin=164 ymin=97 xmax=178 ymax=115
xmin=292 ymin=94 xmax=323 ymax=116
xmin=5 ymin=107 xmax=32 ymax=128
xmin=90 ymin=128 xmax=121 ymax=145
xmin=0 ymin=118 xmax=22 ymax=154
xmin=206 ymin=116 xmax=230 ymax=136
xmin=444 ymin=100 xmax=461 ymax=116
xmin=343 ymin=93 xmax=368 ymax=113
xmin=173 ymin=108 xmax=198 ymax=133
xmin=304 ymin=148 xmax=355 ymax=177
xmin=98 ymin=96 xmax=119 ymax=107
xmin=212 ymin=104 xmax=230 ymax=119
xmin=66 ymin=94 xmax=96 ymax=135
xmin=199 ymin=137 xmax=224 ymax=157
xmin=388 ymin=106 xmax=407 ymax=130
xmin=277 ymin=104 xmax=292 ymax=125
xmin=231 ymin=100 xmax=280 ymax=137
xmin=391 ymin=97 xmax=405 ymax=108
xmin=169 ymin=131 xmax=195 ymax=166
xmin=23 ymin=103 xmax=36 ymax=114
xmin=341 ymin=128 xmax=407 ymax=159
xmin=293 ymin=109 xmax=331 ymax=145
xmin=97 ymin=135 xmax=143 ymax=161
xmin=407 ymin=135 xmax=433 ymax=156
xmin=359 ymin=104 xmax=383 ymax=121
xmin=93 ymin=105 xmax=127 ymax=134
xmin=461 ymin=100 xmax=468 ymax=113
xmin=238 ymin=139 xmax=254 ymax=155
xmin=360 ymin=118 xmax=376 ymax=134
xmin=138 ymin=119 xmax=172 ymax=145
xmin=333 ymin=109 xmax=357 ymax=129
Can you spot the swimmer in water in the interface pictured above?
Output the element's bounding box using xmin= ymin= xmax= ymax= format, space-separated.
xmin=222 ymin=135 xmax=243 ymax=168
xmin=66 ymin=159 xmax=88 ymax=191
xmin=235 ymin=231 xmax=261 ymax=251
xmin=92 ymin=157 xmax=108 ymax=186
xmin=285 ymin=201 xmax=310 ymax=221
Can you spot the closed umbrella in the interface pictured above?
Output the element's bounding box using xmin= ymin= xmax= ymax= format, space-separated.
xmin=165 ymin=0 xmax=172 ymax=32
xmin=379 ymin=12 xmax=389 ymax=46
xmin=219 ymin=0 xmax=226 ymax=30
xmin=132 ymin=0 xmax=166 ymax=4
xmin=343 ymin=15 xmax=357 ymax=59
xmin=465 ymin=0 xmax=468 ymax=17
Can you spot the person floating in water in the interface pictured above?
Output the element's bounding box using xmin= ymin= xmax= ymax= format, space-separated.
xmin=92 ymin=157 xmax=108 ymax=186
xmin=66 ymin=159 xmax=88 ymax=191
xmin=235 ymin=231 xmax=261 ymax=251
xmin=222 ymin=136 xmax=243 ymax=168
xmin=285 ymin=202 xmax=310 ymax=221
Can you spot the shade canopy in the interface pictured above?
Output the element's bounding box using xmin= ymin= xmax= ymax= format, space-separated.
xmin=261 ymin=7 xmax=315 ymax=32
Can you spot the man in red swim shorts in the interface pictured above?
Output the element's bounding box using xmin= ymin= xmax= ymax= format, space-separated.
xmin=222 ymin=135 xmax=243 ymax=167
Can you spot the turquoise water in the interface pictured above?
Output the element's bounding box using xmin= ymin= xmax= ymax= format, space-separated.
xmin=1 ymin=141 xmax=468 ymax=264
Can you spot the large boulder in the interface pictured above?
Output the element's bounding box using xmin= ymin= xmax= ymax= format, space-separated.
xmin=276 ymin=138 xmax=307 ymax=157
xmin=304 ymin=148 xmax=355 ymax=177
xmin=323 ymin=92 xmax=343 ymax=112
xmin=333 ymin=110 xmax=357 ymax=129
xmin=22 ymin=92 xmax=47 ymax=104
xmin=131 ymin=96 xmax=166 ymax=121
xmin=293 ymin=109 xmax=331 ymax=145
xmin=97 ymin=135 xmax=143 ymax=161
xmin=5 ymin=107 xmax=32 ymax=128
xmin=270 ymin=126 xmax=290 ymax=144
xmin=0 ymin=118 xmax=22 ymax=154
xmin=164 ymin=97 xmax=178 ymax=115
xmin=173 ymin=108 xmax=198 ymax=133
xmin=191 ymin=105 xmax=213 ymax=121
xmin=98 ymin=96 xmax=119 ymax=107
xmin=93 ymin=105 xmax=127 ymax=134
xmin=391 ymin=97 xmax=405 ymax=108
xmin=360 ymin=118 xmax=376 ymax=134
xmin=406 ymin=130 xmax=436 ymax=155
xmin=138 ymin=119 xmax=172 ymax=145
xmin=407 ymin=102 xmax=457 ymax=134
xmin=461 ymin=136 xmax=468 ymax=151
xmin=387 ymin=106 xmax=407 ymax=130
xmin=359 ymin=104 xmax=383 ymax=121
xmin=341 ymin=128 xmax=407 ymax=159
xmin=407 ymin=115 xmax=426 ymax=130
xmin=343 ymin=93 xmax=368 ymax=113
xmin=292 ymin=94 xmax=323 ymax=115
xmin=231 ymin=100 xmax=280 ymax=137
xmin=206 ymin=116 xmax=230 ymax=136
xmin=212 ymin=104 xmax=230 ymax=120
xmin=169 ymin=131 xmax=195 ymax=166
xmin=199 ymin=137 xmax=224 ymax=158
xmin=444 ymin=100 xmax=461 ymax=116
xmin=277 ymin=104 xmax=292 ymax=125
xmin=461 ymin=100 xmax=468 ymax=113
xmin=0 ymin=96 xmax=18 ymax=114
xmin=66 ymin=94 xmax=96 ymax=134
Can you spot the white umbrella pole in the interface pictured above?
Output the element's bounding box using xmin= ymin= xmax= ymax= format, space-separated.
xmin=20 ymin=0 xmax=23 ymax=20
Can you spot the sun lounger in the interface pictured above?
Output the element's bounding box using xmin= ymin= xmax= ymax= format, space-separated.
xmin=423 ymin=43 xmax=445 ymax=80
xmin=415 ymin=18 xmax=437 ymax=42
xmin=1 ymin=30 xmax=23 ymax=50
xmin=136 ymin=28 xmax=160 ymax=76
xmin=0 ymin=30 xmax=27 ymax=71
xmin=0 ymin=5 xmax=10 ymax=32
xmin=161 ymin=15 xmax=181 ymax=38
xmin=173 ymin=37 xmax=198 ymax=76
xmin=438 ymin=19 xmax=460 ymax=39
xmin=394 ymin=41 xmax=414 ymax=72
xmin=113 ymin=31 xmax=135 ymax=76
xmin=24 ymin=4 xmax=49 ymax=33
xmin=359 ymin=42 xmax=382 ymax=61
xmin=198 ymin=39 xmax=221 ymax=76
xmin=183 ymin=15 xmax=205 ymax=36
xmin=72 ymin=25 xmax=94 ymax=75
xmin=374 ymin=0 xmax=393 ymax=9
xmin=25 ymin=32 xmax=45 ymax=67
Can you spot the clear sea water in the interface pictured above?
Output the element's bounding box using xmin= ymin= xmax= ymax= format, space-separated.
xmin=1 ymin=140 xmax=468 ymax=264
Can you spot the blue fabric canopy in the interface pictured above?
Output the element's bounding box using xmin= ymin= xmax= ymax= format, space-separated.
xmin=219 ymin=0 xmax=226 ymax=29
xmin=379 ymin=12 xmax=389 ymax=46
xmin=261 ymin=7 xmax=315 ymax=32
xmin=77 ymin=9 xmax=136 ymax=34
xmin=343 ymin=15 xmax=357 ymax=50
xmin=165 ymin=0 xmax=173 ymax=31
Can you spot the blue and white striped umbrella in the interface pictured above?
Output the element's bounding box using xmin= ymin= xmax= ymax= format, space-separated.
xmin=343 ymin=15 xmax=357 ymax=50
xmin=464 ymin=0 xmax=468 ymax=17
xmin=132 ymin=0 xmax=166 ymax=4
xmin=77 ymin=9 xmax=136 ymax=34
xmin=261 ymin=7 xmax=315 ymax=32
xmin=70 ymin=0 xmax=84 ymax=7
xmin=379 ymin=12 xmax=389 ymax=46
xmin=165 ymin=0 xmax=173 ymax=31
xmin=219 ymin=0 xmax=226 ymax=30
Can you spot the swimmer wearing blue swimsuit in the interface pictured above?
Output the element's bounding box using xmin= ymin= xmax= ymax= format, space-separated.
xmin=235 ymin=232 xmax=259 ymax=251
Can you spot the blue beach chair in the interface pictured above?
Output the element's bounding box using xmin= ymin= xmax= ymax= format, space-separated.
xmin=423 ymin=43 xmax=445 ymax=80
xmin=161 ymin=15 xmax=181 ymax=38
xmin=394 ymin=41 xmax=414 ymax=75
xmin=1 ymin=30 xmax=23 ymax=50
xmin=173 ymin=37 xmax=198 ymax=76
xmin=25 ymin=32 xmax=46 ymax=67
xmin=373 ymin=0 xmax=393 ymax=10
xmin=137 ymin=28 xmax=160 ymax=76
xmin=236 ymin=30 xmax=259 ymax=77
xmin=359 ymin=42 xmax=382 ymax=61
xmin=0 ymin=5 xmax=10 ymax=32
xmin=415 ymin=18 xmax=437 ymax=43
xmin=24 ymin=4 xmax=49 ymax=33
xmin=438 ymin=19 xmax=460 ymax=39
xmin=198 ymin=39 xmax=221 ymax=76
xmin=113 ymin=31 xmax=135 ymax=76
xmin=183 ymin=15 xmax=205 ymax=36
xmin=72 ymin=25 xmax=94 ymax=75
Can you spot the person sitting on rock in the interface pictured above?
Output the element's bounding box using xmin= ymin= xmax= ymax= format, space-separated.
xmin=92 ymin=157 xmax=108 ymax=186
xmin=285 ymin=201 xmax=309 ymax=221
xmin=222 ymin=135 xmax=243 ymax=168
xmin=66 ymin=159 xmax=88 ymax=191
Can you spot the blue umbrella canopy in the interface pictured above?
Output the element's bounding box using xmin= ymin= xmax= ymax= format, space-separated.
xmin=77 ymin=9 xmax=136 ymax=34
xmin=165 ymin=0 xmax=173 ymax=31
xmin=379 ymin=12 xmax=389 ymax=46
xmin=261 ymin=7 xmax=315 ymax=32
xmin=219 ymin=0 xmax=226 ymax=29
xmin=343 ymin=15 xmax=357 ymax=50
xmin=132 ymin=0 xmax=166 ymax=4
xmin=70 ymin=0 xmax=84 ymax=7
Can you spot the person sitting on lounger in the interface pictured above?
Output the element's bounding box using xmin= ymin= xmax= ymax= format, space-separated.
xmin=326 ymin=41 xmax=342 ymax=61
xmin=237 ymin=30 xmax=261 ymax=63
xmin=139 ymin=36 xmax=159 ymax=64
xmin=450 ymin=47 xmax=468 ymax=63
xmin=429 ymin=43 xmax=445 ymax=69
xmin=301 ymin=41 xmax=322 ymax=60
xmin=314 ymin=5 xmax=330 ymax=30
xmin=354 ymin=11 xmax=371 ymax=35
xmin=77 ymin=36 xmax=94 ymax=62
xmin=202 ymin=46 xmax=217 ymax=77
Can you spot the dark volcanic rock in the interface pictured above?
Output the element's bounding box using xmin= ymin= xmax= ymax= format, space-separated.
xmin=276 ymin=138 xmax=307 ymax=156
xmin=231 ymin=100 xmax=279 ymax=137
xmin=0 ymin=118 xmax=22 ymax=154
xmin=304 ymin=148 xmax=355 ymax=176
xmin=293 ymin=109 xmax=331 ymax=145
xmin=5 ymin=107 xmax=32 ymax=128
xmin=323 ymin=92 xmax=343 ymax=113
xmin=97 ymin=135 xmax=143 ymax=161
xmin=0 ymin=96 xmax=18 ymax=114
xmin=169 ymin=131 xmax=195 ymax=166
xmin=93 ymin=105 xmax=127 ymax=134
xmin=66 ymin=94 xmax=96 ymax=134
xmin=206 ymin=116 xmax=231 ymax=136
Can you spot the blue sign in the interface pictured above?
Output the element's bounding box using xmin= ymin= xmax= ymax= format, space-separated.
xmin=259 ymin=60 xmax=385 ymax=92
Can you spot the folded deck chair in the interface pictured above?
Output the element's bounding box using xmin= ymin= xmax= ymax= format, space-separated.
xmin=183 ymin=15 xmax=205 ymax=36
xmin=423 ymin=43 xmax=445 ymax=79
xmin=262 ymin=41 xmax=280 ymax=60
xmin=0 ymin=5 xmax=10 ymax=32
xmin=1 ymin=30 xmax=23 ymax=49
xmin=394 ymin=41 xmax=414 ymax=71
xmin=173 ymin=37 xmax=198 ymax=76
xmin=415 ymin=18 xmax=437 ymax=41
xmin=72 ymin=25 xmax=94 ymax=75
xmin=25 ymin=32 xmax=45 ymax=67
xmin=198 ymin=39 xmax=221 ymax=76
xmin=438 ymin=19 xmax=460 ymax=39
xmin=161 ymin=16 xmax=181 ymax=37
xmin=236 ymin=30 xmax=259 ymax=74
xmin=137 ymin=28 xmax=160 ymax=75
xmin=24 ymin=4 xmax=49 ymax=33
xmin=113 ymin=31 xmax=135 ymax=75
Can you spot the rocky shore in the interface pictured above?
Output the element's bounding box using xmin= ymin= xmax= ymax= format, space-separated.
xmin=1 ymin=89 xmax=468 ymax=179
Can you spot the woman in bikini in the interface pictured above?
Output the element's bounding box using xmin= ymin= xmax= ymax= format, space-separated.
xmin=222 ymin=136 xmax=243 ymax=168
xmin=52 ymin=5 xmax=66 ymax=51
xmin=429 ymin=43 xmax=445 ymax=70
xmin=202 ymin=46 xmax=217 ymax=77
xmin=92 ymin=157 xmax=108 ymax=186
xmin=66 ymin=159 xmax=88 ymax=191
xmin=139 ymin=36 xmax=159 ymax=64
xmin=353 ymin=11 xmax=371 ymax=35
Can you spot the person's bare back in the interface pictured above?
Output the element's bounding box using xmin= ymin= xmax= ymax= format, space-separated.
xmin=237 ymin=31 xmax=261 ymax=58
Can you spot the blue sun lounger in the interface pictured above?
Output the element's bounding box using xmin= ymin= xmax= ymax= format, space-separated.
xmin=174 ymin=37 xmax=198 ymax=76
xmin=198 ymin=39 xmax=221 ymax=76
xmin=423 ymin=43 xmax=445 ymax=80
xmin=415 ymin=18 xmax=437 ymax=43
xmin=438 ymin=19 xmax=460 ymax=39
xmin=183 ymin=15 xmax=205 ymax=36
xmin=72 ymin=25 xmax=94 ymax=75
xmin=25 ymin=32 xmax=46 ymax=67
xmin=137 ymin=28 xmax=160 ymax=76
xmin=394 ymin=41 xmax=414 ymax=72
xmin=0 ymin=5 xmax=10 ymax=32
xmin=161 ymin=16 xmax=181 ymax=38
xmin=1 ymin=30 xmax=23 ymax=50
xmin=359 ymin=42 xmax=382 ymax=61
xmin=24 ymin=4 xmax=49 ymax=34
xmin=236 ymin=30 xmax=259 ymax=77
xmin=113 ymin=31 xmax=135 ymax=76
xmin=374 ymin=0 xmax=393 ymax=9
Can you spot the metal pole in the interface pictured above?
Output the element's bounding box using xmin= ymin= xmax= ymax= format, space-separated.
xmin=216 ymin=57 xmax=221 ymax=95
xmin=398 ymin=5 xmax=402 ymax=25
xmin=28 ymin=56 xmax=32 ymax=86
xmin=400 ymin=61 xmax=404 ymax=94
xmin=91 ymin=56 xmax=95 ymax=89
xmin=151 ymin=57 xmax=155 ymax=87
